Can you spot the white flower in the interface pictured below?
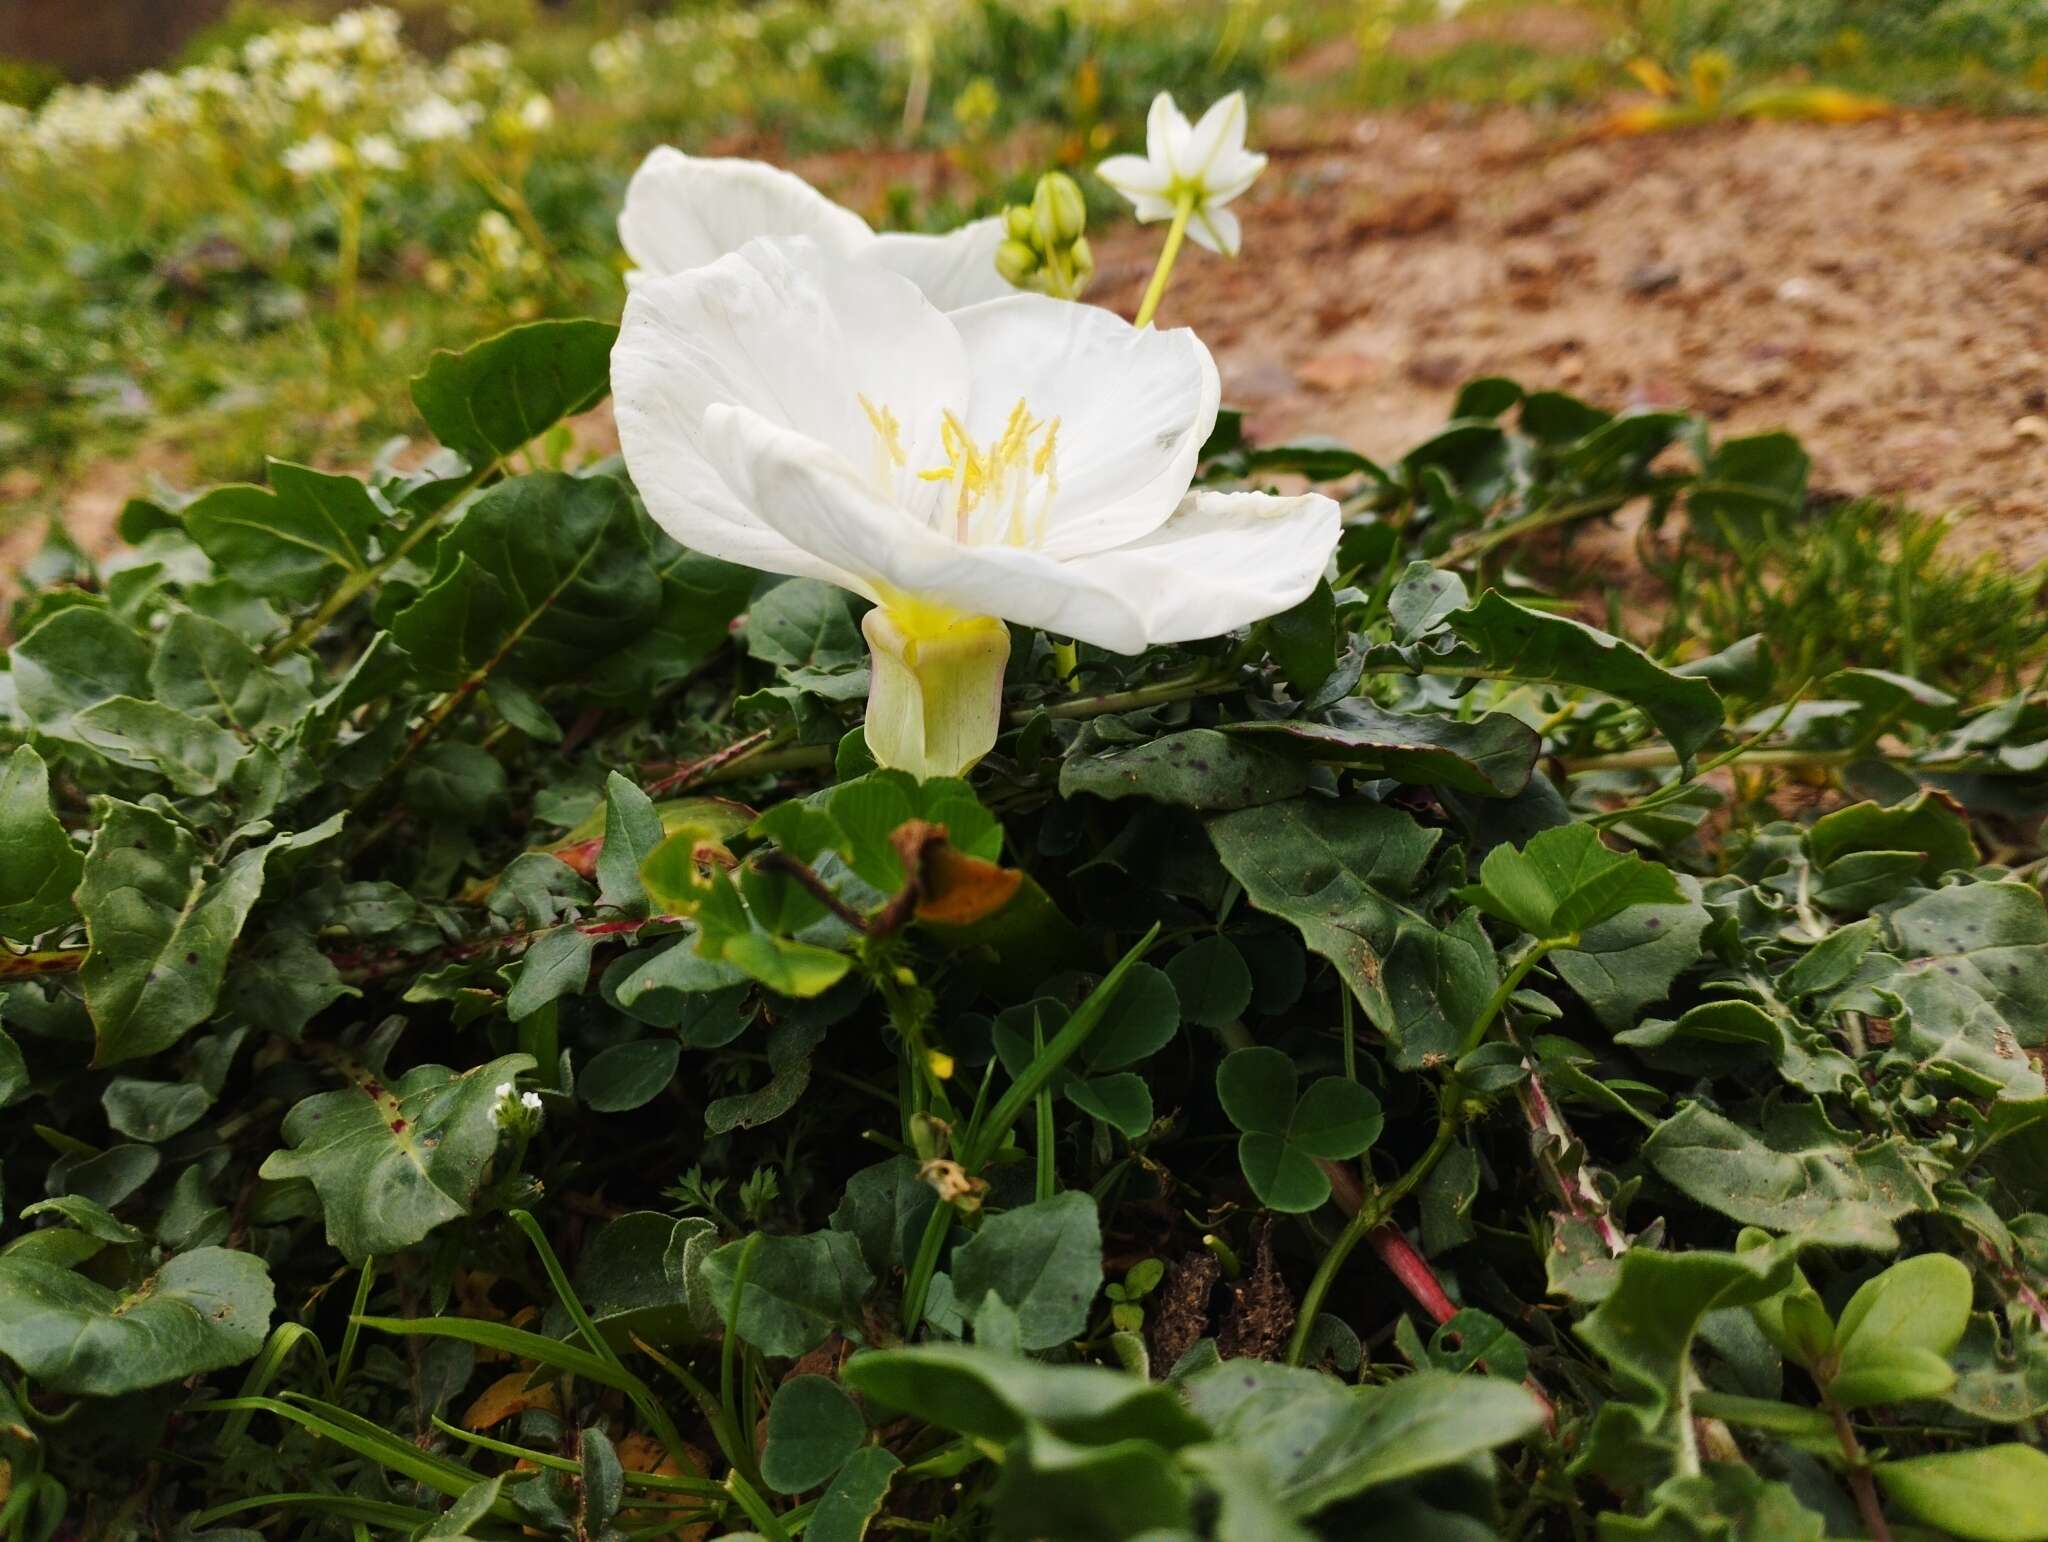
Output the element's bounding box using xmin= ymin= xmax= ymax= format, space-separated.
xmin=400 ymin=94 xmax=477 ymax=143
xmin=355 ymin=133 xmax=405 ymax=172
xmin=613 ymin=239 xmax=1337 ymax=777
xmin=282 ymin=133 xmax=343 ymax=179
xmin=619 ymin=147 xmax=1014 ymax=312
xmin=1097 ymin=90 xmax=1267 ymax=257
xmin=517 ymin=93 xmax=554 ymax=132
xmin=520 ymin=1090 xmax=544 ymax=1114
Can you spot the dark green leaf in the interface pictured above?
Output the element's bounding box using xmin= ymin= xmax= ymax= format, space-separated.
xmin=951 ymin=1192 xmax=1102 ymax=1352
xmin=77 ymin=801 xmax=271 ymax=1065
xmin=410 ymin=318 xmax=617 ymax=466
xmin=257 ymin=1053 xmax=536 ymax=1262
xmin=0 ymin=1248 xmax=273 ymax=1396
xmin=700 ymin=1230 xmax=873 ymax=1358
xmin=1224 ymin=698 xmax=1538 ymax=797
xmin=392 ymin=473 xmax=659 ymax=688
xmin=761 ymin=1374 xmax=867 ymax=1494
xmin=0 ymin=746 xmax=82 ymax=943
xmin=1061 ymin=728 xmax=1310 ymax=812
xmin=182 ymin=462 xmax=382 ymax=606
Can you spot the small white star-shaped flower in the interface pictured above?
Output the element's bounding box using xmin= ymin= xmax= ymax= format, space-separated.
xmin=1097 ymin=91 xmax=1268 ymax=257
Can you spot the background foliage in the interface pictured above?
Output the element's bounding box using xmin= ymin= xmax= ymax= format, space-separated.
xmin=4 ymin=311 xmax=2048 ymax=1537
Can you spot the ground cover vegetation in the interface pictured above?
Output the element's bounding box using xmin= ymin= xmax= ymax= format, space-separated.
xmin=4 ymin=3 xmax=2048 ymax=1540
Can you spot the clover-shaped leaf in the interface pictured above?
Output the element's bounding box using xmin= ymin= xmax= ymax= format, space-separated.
xmin=1216 ymin=1046 xmax=1382 ymax=1212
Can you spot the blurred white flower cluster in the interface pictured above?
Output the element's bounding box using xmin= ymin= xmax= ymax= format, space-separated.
xmin=585 ymin=0 xmax=1181 ymax=98
xmin=3 ymin=7 xmax=552 ymax=182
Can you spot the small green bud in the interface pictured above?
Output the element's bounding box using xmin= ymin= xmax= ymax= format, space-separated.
xmin=1067 ymin=234 xmax=1095 ymax=286
xmin=994 ymin=238 xmax=1040 ymax=287
xmin=1031 ymin=170 xmax=1087 ymax=248
xmin=1004 ymin=204 xmax=1036 ymax=242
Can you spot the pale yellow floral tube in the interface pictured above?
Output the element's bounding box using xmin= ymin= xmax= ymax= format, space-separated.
xmin=861 ymin=608 xmax=1012 ymax=779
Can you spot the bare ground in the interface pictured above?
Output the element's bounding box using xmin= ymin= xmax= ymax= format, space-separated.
xmin=1083 ymin=107 xmax=2048 ymax=565
xmin=12 ymin=105 xmax=2048 ymax=600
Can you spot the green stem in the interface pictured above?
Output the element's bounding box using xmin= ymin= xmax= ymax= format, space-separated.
xmin=331 ymin=1258 xmax=377 ymax=1395
xmin=1284 ymin=1118 xmax=1456 ymax=1366
xmin=721 ymin=1233 xmax=764 ymax=1492
xmin=1439 ymin=493 xmax=1631 ymax=569
xmin=1463 ymin=938 xmax=1564 ymax=1057
xmin=1829 ymin=1399 xmax=1895 ymax=1542
xmin=900 ymin=1197 xmax=953 ymax=1338
xmin=1033 ymin=1013 xmax=1056 ymax=1202
xmin=263 ymin=462 xmax=489 ymax=662
xmin=1132 ymin=190 xmax=1197 ymax=329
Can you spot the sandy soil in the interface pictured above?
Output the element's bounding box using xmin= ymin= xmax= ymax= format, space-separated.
xmin=12 ymin=104 xmax=2048 ymax=607
xmin=1079 ymin=107 xmax=2048 ymax=566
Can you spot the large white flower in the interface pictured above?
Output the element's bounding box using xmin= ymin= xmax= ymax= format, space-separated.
xmin=1097 ymin=91 xmax=1267 ymax=257
xmin=618 ymin=147 xmax=1015 ymax=311
xmin=613 ymin=238 xmax=1338 ymax=777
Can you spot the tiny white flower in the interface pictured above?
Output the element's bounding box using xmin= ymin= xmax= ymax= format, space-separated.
xmin=517 ymin=93 xmax=554 ymax=132
xmin=355 ymin=132 xmax=405 ymax=172
xmin=400 ymin=94 xmax=476 ymax=143
xmin=520 ymin=1090 xmax=544 ymax=1114
xmin=1097 ymin=90 xmax=1268 ymax=257
xmin=619 ymin=147 xmax=1013 ymax=311
xmin=282 ymin=133 xmax=343 ymax=179
xmin=614 ymin=239 xmax=1338 ymax=776
xmin=494 ymin=1081 xmax=514 ymax=1098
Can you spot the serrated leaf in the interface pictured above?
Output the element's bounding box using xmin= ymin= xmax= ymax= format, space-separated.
xmin=1643 ymin=1101 xmax=1935 ymax=1249
xmin=182 ymin=461 xmax=382 ymax=605
xmin=9 ymin=605 xmax=151 ymax=741
xmin=807 ymin=1445 xmax=902 ymax=1542
xmin=1208 ymin=799 xmax=1497 ymax=1068
xmin=150 ymin=612 xmax=311 ymax=738
xmin=1060 ymin=728 xmax=1310 ymax=812
xmin=844 ymin=1342 xmax=1209 ymax=1448
xmin=392 ymin=472 xmax=659 ymax=689
xmin=1378 ymin=586 xmax=1723 ymax=762
xmin=1573 ymin=1240 xmax=1802 ymax=1485
xmin=77 ymin=801 xmax=271 ymax=1065
xmin=1224 ymin=698 xmax=1538 ymax=796
xmin=0 ymin=746 xmax=82 ymax=942
xmin=1465 ymin=822 xmax=1683 ymax=941
xmin=73 ymin=697 xmax=247 ymax=794
xmin=257 ymin=1052 xmax=536 ymax=1262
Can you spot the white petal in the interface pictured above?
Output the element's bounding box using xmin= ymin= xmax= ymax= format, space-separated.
xmin=867 ymin=215 xmax=1015 ymax=309
xmin=946 ymin=296 xmax=1217 ymax=559
xmin=617 ymin=148 xmax=872 ymax=281
xmin=1146 ymin=91 xmax=1194 ymax=176
xmin=1065 ymin=489 xmax=1340 ymax=643
xmin=1203 ymin=147 xmax=1267 ymax=206
xmin=1183 ymin=92 xmax=1250 ymax=182
xmin=1186 ymin=203 xmax=1242 ymax=257
xmin=704 ymin=403 xmax=1153 ymax=653
xmin=1096 ymin=152 xmax=1172 ymax=205
xmin=1120 ymin=189 xmax=1181 ymax=225
xmin=613 ymin=238 xmax=968 ymax=583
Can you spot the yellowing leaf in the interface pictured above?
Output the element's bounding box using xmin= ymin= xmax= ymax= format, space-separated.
xmin=463 ymin=1370 xmax=562 ymax=1429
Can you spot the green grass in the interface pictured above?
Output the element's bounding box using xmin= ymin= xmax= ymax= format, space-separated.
xmin=0 ymin=0 xmax=1271 ymax=530
xmin=1659 ymin=498 xmax=2048 ymax=700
